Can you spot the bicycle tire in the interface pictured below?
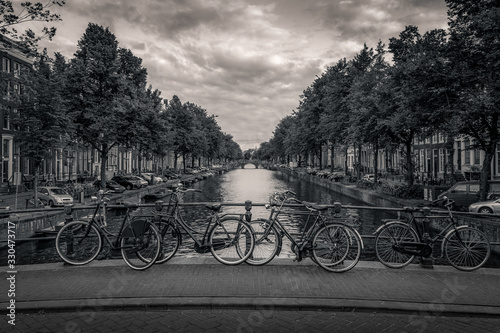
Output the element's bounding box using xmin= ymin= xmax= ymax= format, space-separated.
xmin=444 ymin=227 xmax=491 ymax=271
xmin=121 ymin=220 xmax=161 ymax=271
xmin=209 ymin=218 xmax=255 ymax=265
xmin=156 ymin=219 xmax=182 ymax=264
xmin=312 ymin=223 xmax=361 ymax=273
xmin=55 ymin=221 xmax=102 ymax=265
xmin=375 ymin=222 xmax=418 ymax=268
xmin=244 ymin=219 xmax=280 ymax=266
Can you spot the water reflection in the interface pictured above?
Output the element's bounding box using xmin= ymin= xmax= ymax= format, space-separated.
xmin=174 ymin=168 xmax=392 ymax=257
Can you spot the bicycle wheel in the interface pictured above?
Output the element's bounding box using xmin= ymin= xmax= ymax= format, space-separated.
xmin=244 ymin=219 xmax=280 ymax=266
xmin=121 ymin=220 xmax=161 ymax=270
xmin=156 ymin=219 xmax=181 ymax=264
xmin=375 ymin=222 xmax=418 ymax=268
xmin=312 ymin=224 xmax=361 ymax=273
xmin=55 ymin=221 xmax=102 ymax=265
xmin=444 ymin=227 xmax=491 ymax=271
xmin=209 ymin=218 xmax=255 ymax=265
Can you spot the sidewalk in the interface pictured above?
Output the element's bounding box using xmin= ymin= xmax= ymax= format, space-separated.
xmin=2 ymin=259 xmax=500 ymax=332
xmin=2 ymin=258 xmax=499 ymax=315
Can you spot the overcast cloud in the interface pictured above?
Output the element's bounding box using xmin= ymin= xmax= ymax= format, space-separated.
xmin=34 ymin=0 xmax=448 ymax=151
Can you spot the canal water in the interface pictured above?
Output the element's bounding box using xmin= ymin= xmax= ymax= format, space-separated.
xmin=172 ymin=166 xmax=392 ymax=258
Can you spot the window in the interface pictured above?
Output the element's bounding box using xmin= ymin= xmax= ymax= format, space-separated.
xmin=3 ymin=107 xmax=10 ymax=129
xmin=454 ymin=184 xmax=467 ymax=192
xmin=469 ymin=184 xmax=480 ymax=192
xmin=2 ymin=57 xmax=11 ymax=73
xmin=13 ymin=62 xmax=20 ymax=77
xmin=439 ymin=148 xmax=444 ymax=172
xmin=465 ymin=140 xmax=470 ymax=164
xmin=3 ymin=139 xmax=10 ymax=158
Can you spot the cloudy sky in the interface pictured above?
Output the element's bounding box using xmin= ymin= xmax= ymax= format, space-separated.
xmin=32 ymin=0 xmax=449 ymax=151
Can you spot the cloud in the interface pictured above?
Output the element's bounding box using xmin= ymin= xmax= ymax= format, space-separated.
xmin=38 ymin=0 xmax=448 ymax=151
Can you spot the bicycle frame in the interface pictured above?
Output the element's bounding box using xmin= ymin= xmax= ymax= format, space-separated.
xmin=160 ymin=190 xmax=246 ymax=250
xmin=83 ymin=198 xmax=147 ymax=251
xmin=260 ymin=195 xmax=329 ymax=256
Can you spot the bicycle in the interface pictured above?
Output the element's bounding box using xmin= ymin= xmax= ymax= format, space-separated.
xmin=246 ymin=190 xmax=363 ymax=273
xmin=374 ymin=197 xmax=491 ymax=271
xmin=55 ymin=190 xmax=161 ymax=270
xmin=150 ymin=187 xmax=255 ymax=265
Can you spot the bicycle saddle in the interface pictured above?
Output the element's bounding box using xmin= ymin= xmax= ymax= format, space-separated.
xmin=205 ymin=203 xmax=222 ymax=212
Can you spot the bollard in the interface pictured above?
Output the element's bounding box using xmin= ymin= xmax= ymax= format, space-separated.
xmin=154 ymin=200 xmax=163 ymax=223
xmin=244 ymin=200 xmax=252 ymax=222
xmin=244 ymin=200 xmax=253 ymax=258
xmin=333 ymin=201 xmax=342 ymax=214
xmin=420 ymin=206 xmax=433 ymax=269
xmin=64 ymin=204 xmax=74 ymax=255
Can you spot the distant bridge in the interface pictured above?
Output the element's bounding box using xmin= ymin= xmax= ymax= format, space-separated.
xmin=239 ymin=160 xmax=267 ymax=169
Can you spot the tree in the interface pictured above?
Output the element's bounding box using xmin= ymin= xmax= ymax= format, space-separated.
xmin=319 ymin=58 xmax=352 ymax=174
xmin=66 ymin=23 xmax=148 ymax=184
xmin=347 ymin=42 xmax=390 ymax=182
xmin=14 ymin=50 xmax=69 ymax=204
xmin=446 ymin=0 xmax=500 ymax=200
xmin=0 ymin=0 xmax=65 ymax=51
xmin=385 ymin=26 xmax=448 ymax=185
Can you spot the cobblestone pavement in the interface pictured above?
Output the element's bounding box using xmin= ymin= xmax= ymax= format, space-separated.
xmin=2 ymin=309 xmax=500 ymax=333
xmin=1 ymin=258 xmax=500 ymax=332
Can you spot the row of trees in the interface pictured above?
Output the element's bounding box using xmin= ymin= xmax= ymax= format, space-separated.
xmin=255 ymin=0 xmax=500 ymax=200
xmin=2 ymin=16 xmax=242 ymax=188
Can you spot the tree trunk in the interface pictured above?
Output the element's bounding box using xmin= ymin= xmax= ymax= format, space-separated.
xmin=345 ymin=145 xmax=348 ymax=176
xmin=479 ymin=143 xmax=496 ymax=201
xmin=357 ymin=143 xmax=362 ymax=181
xmin=100 ymin=144 xmax=109 ymax=187
xmin=405 ymin=140 xmax=414 ymax=186
xmin=318 ymin=147 xmax=323 ymax=170
xmin=374 ymin=142 xmax=379 ymax=183
xmin=330 ymin=144 xmax=334 ymax=173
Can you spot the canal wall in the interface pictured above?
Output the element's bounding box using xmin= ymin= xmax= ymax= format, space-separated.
xmin=279 ymin=167 xmax=500 ymax=253
xmin=1 ymin=168 xmax=231 ymax=241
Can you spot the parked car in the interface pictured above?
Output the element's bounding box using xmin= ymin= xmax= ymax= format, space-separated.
xmin=93 ymin=179 xmax=126 ymax=193
xmin=112 ymin=175 xmax=143 ymax=190
xmin=0 ymin=199 xmax=11 ymax=218
xmin=469 ymin=199 xmax=500 ymax=214
xmin=361 ymin=174 xmax=375 ymax=182
xmin=163 ymin=170 xmax=180 ymax=179
xmin=130 ymin=175 xmax=148 ymax=187
xmin=437 ymin=180 xmax=500 ymax=209
xmin=140 ymin=173 xmax=163 ymax=184
xmin=37 ymin=186 xmax=74 ymax=207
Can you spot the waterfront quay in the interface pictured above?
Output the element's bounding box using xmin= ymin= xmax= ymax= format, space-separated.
xmin=1 ymin=258 xmax=499 ymax=332
xmin=2 ymin=167 xmax=500 ymax=332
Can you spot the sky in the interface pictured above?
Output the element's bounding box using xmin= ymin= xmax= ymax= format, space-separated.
xmin=29 ymin=0 xmax=449 ymax=151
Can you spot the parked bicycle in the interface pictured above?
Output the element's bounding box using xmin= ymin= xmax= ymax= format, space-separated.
xmin=150 ymin=187 xmax=255 ymax=265
xmin=246 ymin=190 xmax=363 ymax=272
xmin=374 ymin=197 xmax=491 ymax=271
xmin=55 ymin=190 xmax=161 ymax=270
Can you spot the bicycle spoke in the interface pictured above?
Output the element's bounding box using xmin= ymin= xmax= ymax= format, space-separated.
xmin=444 ymin=227 xmax=490 ymax=271
xmin=375 ymin=223 xmax=417 ymax=268
xmin=55 ymin=221 xmax=102 ymax=265
xmin=245 ymin=220 xmax=279 ymax=266
xmin=313 ymin=224 xmax=361 ymax=273
xmin=121 ymin=221 xmax=161 ymax=270
xmin=210 ymin=219 xmax=254 ymax=265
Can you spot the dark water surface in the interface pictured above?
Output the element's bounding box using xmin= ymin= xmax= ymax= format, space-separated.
xmin=174 ymin=167 xmax=392 ymax=258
